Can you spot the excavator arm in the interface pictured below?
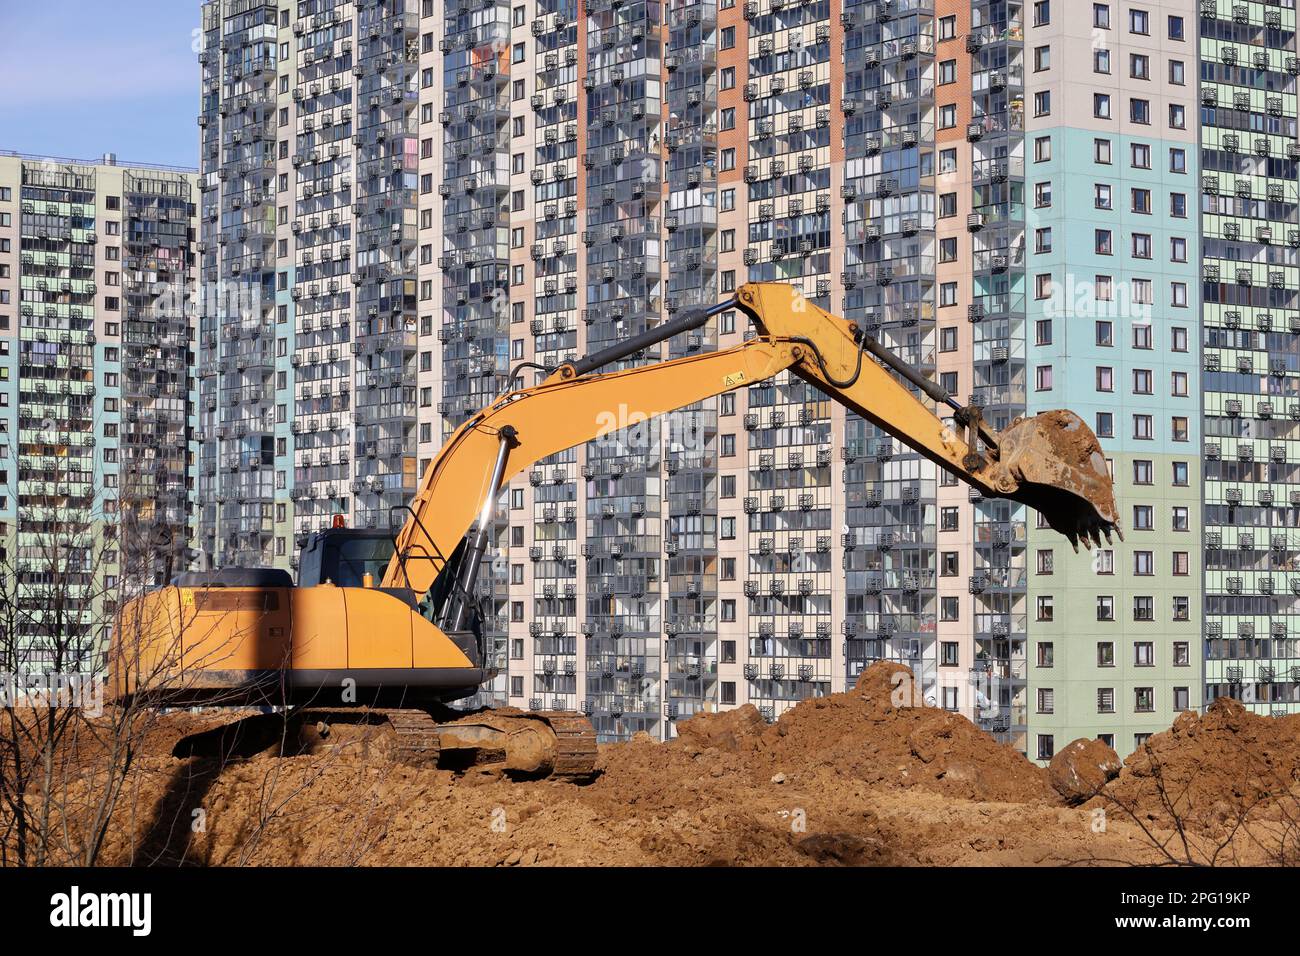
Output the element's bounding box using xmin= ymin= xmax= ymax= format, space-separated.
xmin=384 ymin=282 xmax=1119 ymax=629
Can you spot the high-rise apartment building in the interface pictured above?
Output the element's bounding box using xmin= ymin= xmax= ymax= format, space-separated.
xmin=197 ymin=0 xmax=440 ymax=568
xmin=0 ymin=151 xmax=197 ymax=666
xmin=1198 ymin=0 xmax=1300 ymax=720
xmin=1019 ymin=0 xmax=1204 ymax=760
xmin=201 ymin=1 xmax=1299 ymax=752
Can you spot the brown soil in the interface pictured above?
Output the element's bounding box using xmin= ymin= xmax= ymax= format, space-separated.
xmin=14 ymin=664 xmax=1300 ymax=866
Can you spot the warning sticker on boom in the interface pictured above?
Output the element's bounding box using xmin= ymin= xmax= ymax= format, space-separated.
xmin=723 ymin=371 xmax=746 ymax=388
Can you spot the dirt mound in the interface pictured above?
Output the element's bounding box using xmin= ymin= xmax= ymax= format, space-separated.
xmin=1096 ymin=698 xmax=1300 ymax=856
xmin=743 ymin=662 xmax=1055 ymax=804
xmin=14 ymin=683 xmax=1299 ymax=867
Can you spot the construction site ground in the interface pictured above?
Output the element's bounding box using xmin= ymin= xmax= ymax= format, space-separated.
xmin=18 ymin=662 xmax=1300 ymax=867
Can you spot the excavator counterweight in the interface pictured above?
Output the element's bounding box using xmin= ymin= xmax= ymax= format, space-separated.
xmin=111 ymin=283 xmax=1120 ymax=781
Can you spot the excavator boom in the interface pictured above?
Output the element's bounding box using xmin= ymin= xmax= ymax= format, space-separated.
xmin=385 ymin=282 xmax=1119 ymax=610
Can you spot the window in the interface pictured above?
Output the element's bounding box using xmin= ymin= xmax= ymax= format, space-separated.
xmin=939 ymin=192 xmax=957 ymax=217
xmin=1173 ymin=597 xmax=1190 ymax=621
xmin=939 ymin=15 xmax=956 ymax=40
xmin=720 ymin=517 xmax=735 ymax=539
xmin=1130 ymin=98 xmax=1150 ymax=124
xmin=1035 ymin=273 xmax=1054 ymax=299
xmin=1133 ymin=414 xmax=1153 ymax=440
xmin=720 ymin=26 xmax=735 ymax=49
xmin=1170 ymin=237 xmax=1187 ymax=263
xmin=1169 ymin=60 xmax=1185 ymax=86
xmin=1170 ymin=192 xmax=1187 ymax=217
xmin=1135 ymin=642 xmax=1154 ymax=666
xmin=1038 ymin=736 xmax=1055 ymax=761
xmin=1038 ymin=642 xmax=1055 ymax=667
xmin=1172 ymin=506 xmax=1189 ymax=531
xmin=1172 ymin=327 xmax=1188 ymax=351
xmin=1094 ymin=93 xmax=1111 ymax=118
xmin=1037 ymin=688 xmax=1055 ymax=715
xmin=940 ymin=236 xmax=958 ymax=261
xmin=720 ymin=66 xmax=735 ymax=89
xmin=1173 ymin=642 xmax=1190 ymax=667
xmin=1168 ymin=15 xmax=1184 ymax=40
xmin=1036 ymin=549 xmax=1054 ymax=575
xmin=1034 ymin=91 xmax=1051 ymax=116
xmin=940 ymin=326 xmax=958 ymax=352
xmin=1094 ymin=3 xmax=1110 ymax=28
xmin=941 ymin=552 xmax=959 ymax=576
xmin=1037 ymin=596 xmax=1054 ymax=621
xmin=940 ymin=282 xmax=958 ymax=307
xmin=1036 ymin=318 xmax=1053 ymax=345
xmin=1131 ymin=143 xmax=1150 ymax=169
xmin=1130 ymin=53 xmax=1149 ymax=80
xmin=1097 ymin=595 xmax=1115 ymax=621
xmin=1095 ymin=184 xmax=1112 ymax=209
xmin=1133 ymin=459 xmax=1153 ymax=484
xmin=938 ymin=103 xmax=957 ymax=129
xmin=1034 ymin=45 xmax=1050 ymax=71
xmin=1033 ymin=0 xmax=1050 ymax=27
xmin=1034 ymin=136 xmax=1051 ymax=162
xmin=1129 ymin=8 xmax=1149 ymax=34
xmin=1135 ymin=687 xmax=1154 ymax=713
xmin=939 ymin=148 xmax=957 ymax=173
xmin=1096 ymin=412 xmax=1114 ymax=437
xmin=938 ymin=59 xmax=956 ymax=84
xmin=1171 ymin=371 xmax=1188 ymax=396
xmin=1171 ymin=416 xmax=1189 ymax=442
xmin=1097 ymin=688 xmax=1115 ymax=714
xmin=1172 ymin=461 xmax=1189 ymax=486
xmin=1169 ymin=104 xmax=1185 ymax=129
xmin=1035 ymin=228 xmax=1052 ymax=254
xmin=940 ymin=507 xmax=959 ymax=531
xmin=1097 ymin=642 xmax=1115 ymax=667
xmin=940 ymin=597 xmax=960 ymax=622
xmin=1096 ymin=366 xmax=1114 ymax=392
xmin=1133 ymin=233 xmax=1152 ymax=258
xmin=941 ymin=642 xmax=960 ymax=666
xmin=720 ymin=682 xmax=736 ymax=706
xmin=1094 ymin=138 xmax=1112 ymax=164
xmin=1035 ymin=365 xmax=1053 ymax=391
xmin=1134 ymin=552 xmax=1154 ymax=576
xmin=1133 ymin=505 xmax=1154 ymax=530
xmin=1095 ymin=229 xmax=1113 ymax=255
xmin=1094 ymin=49 xmax=1111 ymax=74
xmin=1035 ymin=181 xmax=1052 ymax=207
xmin=1173 ymin=687 xmax=1190 ymax=711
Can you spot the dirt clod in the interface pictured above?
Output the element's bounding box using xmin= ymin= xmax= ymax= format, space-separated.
xmin=1048 ymin=738 xmax=1122 ymax=804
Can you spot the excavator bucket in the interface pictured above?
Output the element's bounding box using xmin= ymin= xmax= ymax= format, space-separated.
xmin=993 ymin=410 xmax=1121 ymax=552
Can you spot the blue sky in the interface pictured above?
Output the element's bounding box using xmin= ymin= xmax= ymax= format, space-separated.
xmin=0 ymin=1 xmax=201 ymax=168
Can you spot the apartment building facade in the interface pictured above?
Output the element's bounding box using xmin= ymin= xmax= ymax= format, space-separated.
xmin=202 ymin=0 xmax=1299 ymax=752
xmin=1198 ymin=0 xmax=1300 ymax=718
xmin=197 ymin=0 xmax=440 ymax=568
xmin=1018 ymin=0 xmax=1204 ymax=760
xmin=0 ymin=151 xmax=197 ymax=667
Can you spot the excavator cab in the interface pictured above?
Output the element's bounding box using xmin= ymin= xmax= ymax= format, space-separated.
xmin=297 ymin=528 xmax=397 ymax=589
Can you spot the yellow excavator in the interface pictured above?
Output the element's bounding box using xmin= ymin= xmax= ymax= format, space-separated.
xmin=112 ymin=283 xmax=1119 ymax=780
